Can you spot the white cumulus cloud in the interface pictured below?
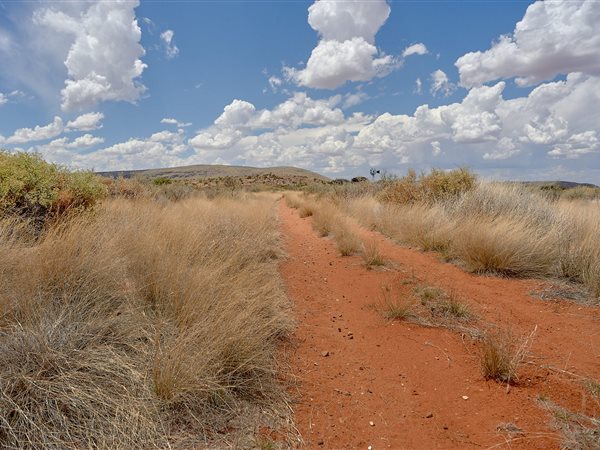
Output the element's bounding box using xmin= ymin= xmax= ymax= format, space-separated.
xmin=430 ymin=69 xmax=456 ymax=97
xmin=285 ymin=0 xmax=397 ymax=89
xmin=402 ymin=43 xmax=428 ymax=58
xmin=65 ymin=112 xmax=104 ymax=131
xmin=36 ymin=0 xmax=147 ymax=111
xmin=161 ymin=118 xmax=191 ymax=128
xmin=6 ymin=116 xmax=64 ymax=144
xmin=456 ymin=0 xmax=600 ymax=88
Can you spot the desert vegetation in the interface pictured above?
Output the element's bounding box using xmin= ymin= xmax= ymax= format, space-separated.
xmin=0 ymin=152 xmax=293 ymax=448
xmin=294 ymin=168 xmax=600 ymax=303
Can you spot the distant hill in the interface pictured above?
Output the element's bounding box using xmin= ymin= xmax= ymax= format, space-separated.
xmin=519 ymin=180 xmax=599 ymax=189
xmin=97 ymin=164 xmax=330 ymax=182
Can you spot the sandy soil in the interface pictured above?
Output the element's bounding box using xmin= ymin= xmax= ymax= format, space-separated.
xmin=278 ymin=200 xmax=600 ymax=449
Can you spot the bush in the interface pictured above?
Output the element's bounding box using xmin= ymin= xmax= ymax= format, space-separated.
xmin=378 ymin=167 xmax=476 ymax=205
xmin=0 ymin=151 xmax=106 ymax=224
xmin=153 ymin=176 xmax=173 ymax=186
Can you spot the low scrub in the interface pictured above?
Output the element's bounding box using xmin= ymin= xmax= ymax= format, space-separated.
xmin=333 ymin=177 xmax=600 ymax=301
xmin=377 ymin=167 xmax=476 ymax=205
xmin=0 ymin=151 xmax=106 ymax=225
xmin=0 ymin=195 xmax=292 ymax=448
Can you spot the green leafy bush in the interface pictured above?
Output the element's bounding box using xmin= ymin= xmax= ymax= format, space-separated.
xmin=153 ymin=177 xmax=173 ymax=186
xmin=0 ymin=151 xmax=106 ymax=223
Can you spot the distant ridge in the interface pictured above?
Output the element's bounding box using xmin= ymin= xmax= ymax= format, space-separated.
xmin=97 ymin=164 xmax=330 ymax=181
xmin=519 ymin=180 xmax=599 ymax=189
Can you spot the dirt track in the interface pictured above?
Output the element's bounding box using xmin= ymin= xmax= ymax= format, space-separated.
xmin=278 ymin=200 xmax=600 ymax=449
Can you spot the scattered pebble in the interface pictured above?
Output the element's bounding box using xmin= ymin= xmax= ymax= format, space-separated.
xmin=321 ymin=351 xmax=330 ymax=357
xmin=462 ymin=395 xmax=469 ymax=400
xmin=425 ymin=412 xmax=434 ymax=418
xmin=369 ymin=421 xmax=375 ymax=427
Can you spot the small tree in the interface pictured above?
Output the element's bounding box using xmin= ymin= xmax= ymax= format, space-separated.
xmin=369 ymin=168 xmax=380 ymax=180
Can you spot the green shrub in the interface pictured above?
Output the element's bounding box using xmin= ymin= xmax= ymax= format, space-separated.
xmin=153 ymin=177 xmax=173 ymax=186
xmin=0 ymin=151 xmax=106 ymax=224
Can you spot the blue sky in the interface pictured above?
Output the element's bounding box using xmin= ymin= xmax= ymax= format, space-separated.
xmin=1 ymin=0 xmax=599 ymax=182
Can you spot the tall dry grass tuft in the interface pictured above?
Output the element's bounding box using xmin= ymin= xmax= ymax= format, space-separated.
xmin=0 ymin=194 xmax=292 ymax=448
xmin=362 ymin=239 xmax=385 ymax=267
xmin=556 ymin=201 xmax=600 ymax=299
xmin=450 ymin=217 xmax=560 ymax=277
xmin=311 ymin=200 xmax=340 ymax=237
xmin=480 ymin=328 xmax=535 ymax=384
xmin=332 ymin=217 xmax=363 ymax=256
xmin=344 ymin=197 xmax=382 ymax=230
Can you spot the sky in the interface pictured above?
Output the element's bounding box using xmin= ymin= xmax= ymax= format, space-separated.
xmin=0 ymin=0 xmax=599 ymax=183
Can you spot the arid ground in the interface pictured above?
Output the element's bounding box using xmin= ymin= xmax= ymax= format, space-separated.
xmin=278 ymin=199 xmax=600 ymax=449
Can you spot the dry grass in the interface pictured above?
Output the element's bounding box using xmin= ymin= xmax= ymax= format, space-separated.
xmin=584 ymin=379 xmax=600 ymax=399
xmin=450 ymin=217 xmax=560 ymax=277
xmin=333 ymin=218 xmax=363 ymax=256
xmin=378 ymin=283 xmax=476 ymax=338
xmin=333 ymin=179 xmax=600 ymax=302
xmin=480 ymin=328 xmax=535 ymax=384
xmin=361 ymin=239 xmax=385 ymax=267
xmin=311 ymin=201 xmax=340 ymax=237
xmin=540 ymin=400 xmax=600 ymax=450
xmin=379 ymin=285 xmax=415 ymax=320
xmin=377 ymin=167 xmax=476 ymax=205
xmin=343 ymin=197 xmax=381 ymax=230
xmin=298 ymin=203 xmax=314 ymax=218
xmin=286 ymin=193 xmax=363 ymax=257
xmin=396 ymin=204 xmax=454 ymax=254
xmin=0 ymin=194 xmax=293 ymax=448
xmin=414 ymin=286 xmax=473 ymax=321
xmin=284 ymin=191 xmax=304 ymax=210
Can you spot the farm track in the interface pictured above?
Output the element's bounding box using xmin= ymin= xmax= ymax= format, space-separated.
xmin=277 ymin=199 xmax=600 ymax=449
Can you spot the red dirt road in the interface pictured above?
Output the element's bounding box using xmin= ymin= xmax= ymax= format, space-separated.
xmin=278 ymin=200 xmax=600 ymax=449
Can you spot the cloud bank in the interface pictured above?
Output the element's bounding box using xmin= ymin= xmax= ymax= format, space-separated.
xmin=456 ymin=0 xmax=600 ymax=87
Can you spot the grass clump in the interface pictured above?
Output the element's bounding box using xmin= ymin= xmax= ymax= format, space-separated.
xmin=451 ymin=217 xmax=560 ymax=277
xmin=583 ymin=379 xmax=600 ymax=399
xmin=311 ymin=201 xmax=339 ymax=237
xmin=362 ymin=239 xmax=385 ymax=267
xmin=480 ymin=328 xmax=535 ymax=384
xmin=379 ymin=283 xmax=474 ymax=333
xmin=333 ymin=218 xmax=363 ymax=256
xmin=298 ymin=203 xmax=314 ymax=218
xmin=413 ymin=285 xmax=475 ymax=330
xmin=379 ymin=285 xmax=415 ymax=321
